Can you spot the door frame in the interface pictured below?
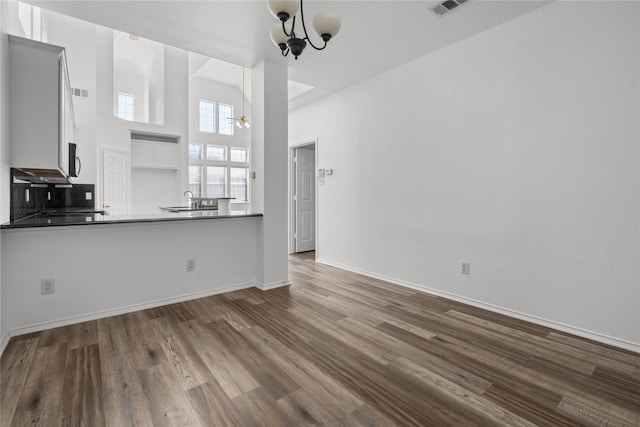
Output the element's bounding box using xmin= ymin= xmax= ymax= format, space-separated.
xmin=289 ymin=138 xmax=318 ymax=255
xmin=99 ymin=146 xmax=131 ymax=214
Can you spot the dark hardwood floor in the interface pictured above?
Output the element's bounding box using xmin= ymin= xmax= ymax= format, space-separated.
xmin=2 ymin=251 xmax=639 ymax=426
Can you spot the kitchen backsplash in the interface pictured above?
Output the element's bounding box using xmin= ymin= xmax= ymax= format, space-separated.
xmin=10 ymin=169 xmax=95 ymax=221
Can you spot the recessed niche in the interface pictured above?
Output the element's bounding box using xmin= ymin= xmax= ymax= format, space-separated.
xmin=112 ymin=30 xmax=165 ymax=125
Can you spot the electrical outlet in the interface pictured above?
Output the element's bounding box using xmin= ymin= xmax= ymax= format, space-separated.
xmin=41 ymin=279 xmax=55 ymax=295
xmin=461 ymin=262 xmax=470 ymax=275
xmin=186 ymin=259 xmax=195 ymax=272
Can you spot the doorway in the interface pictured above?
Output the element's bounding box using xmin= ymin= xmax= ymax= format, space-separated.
xmin=290 ymin=140 xmax=317 ymax=254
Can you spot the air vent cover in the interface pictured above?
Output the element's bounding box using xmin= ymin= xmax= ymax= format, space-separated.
xmin=431 ymin=0 xmax=470 ymax=16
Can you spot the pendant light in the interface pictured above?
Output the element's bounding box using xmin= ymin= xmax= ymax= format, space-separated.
xmin=233 ymin=67 xmax=250 ymax=129
xmin=268 ymin=0 xmax=341 ymax=60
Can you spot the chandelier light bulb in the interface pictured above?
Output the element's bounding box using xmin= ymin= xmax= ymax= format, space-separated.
xmin=267 ymin=0 xmax=299 ymax=21
xmin=312 ymin=13 xmax=341 ymax=41
xmin=270 ymin=23 xmax=289 ymax=48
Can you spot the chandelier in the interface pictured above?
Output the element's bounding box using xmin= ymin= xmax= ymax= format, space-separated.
xmin=267 ymin=0 xmax=341 ymax=60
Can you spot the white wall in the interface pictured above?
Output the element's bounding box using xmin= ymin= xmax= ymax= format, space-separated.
xmin=0 ymin=0 xmax=11 ymax=353
xmin=289 ymin=1 xmax=640 ymax=350
xmin=2 ymin=218 xmax=258 ymax=335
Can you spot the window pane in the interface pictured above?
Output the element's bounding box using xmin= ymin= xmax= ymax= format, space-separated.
xmin=118 ymin=93 xmax=134 ymax=121
xmin=199 ymin=100 xmax=215 ymax=133
xmin=230 ymin=167 xmax=248 ymax=202
xmin=218 ymin=104 xmax=234 ymax=136
xmin=206 ymin=144 xmax=226 ymax=161
xmin=188 ymin=143 xmax=203 ymax=160
xmin=206 ymin=166 xmax=226 ymax=198
xmin=230 ymin=147 xmax=248 ymax=163
xmin=188 ymin=165 xmax=202 ymax=197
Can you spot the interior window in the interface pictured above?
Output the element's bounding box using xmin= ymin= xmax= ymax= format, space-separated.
xmin=230 ymin=167 xmax=249 ymax=202
xmin=188 ymin=165 xmax=202 ymax=197
xmin=206 ymin=166 xmax=226 ymax=198
xmin=199 ymin=100 xmax=215 ymax=133
xmin=117 ymin=93 xmax=134 ymax=121
xmin=218 ymin=104 xmax=234 ymax=136
xmin=230 ymin=147 xmax=248 ymax=163
xmin=207 ymin=145 xmax=226 ymax=161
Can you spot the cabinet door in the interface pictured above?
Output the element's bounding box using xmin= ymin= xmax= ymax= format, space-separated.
xmin=154 ymin=143 xmax=178 ymax=169
xmin=131 ymin=141 xmax=155 ymax=168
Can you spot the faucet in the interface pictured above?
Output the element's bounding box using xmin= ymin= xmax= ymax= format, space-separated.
xmin=183 ymin=190 xmax=195 ymax=208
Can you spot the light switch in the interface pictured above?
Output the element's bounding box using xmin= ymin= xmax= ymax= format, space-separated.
xmin=85 ymin=192 xmax=92 ymax=200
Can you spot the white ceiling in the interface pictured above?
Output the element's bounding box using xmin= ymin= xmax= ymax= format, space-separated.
xmin=29 ymin=0 xmax=552 ymax=110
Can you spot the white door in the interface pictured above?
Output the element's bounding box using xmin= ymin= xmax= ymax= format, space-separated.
xmin=294 ymin=147 xmax=315 ymax=252
xmin=102 ymin=147 xmax=129 ymax=214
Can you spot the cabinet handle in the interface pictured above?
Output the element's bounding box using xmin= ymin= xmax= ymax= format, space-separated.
xmin=76 ymin=156 xmax=82 ymax=175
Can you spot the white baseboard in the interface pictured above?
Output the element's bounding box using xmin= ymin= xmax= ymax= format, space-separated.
xmin=316 ymin=258 xmax=640 ymax=354
xmin=7 ymin=281 xmax=255 ymax=339
xmin=0 ymin=332 xmax=9 ymax=357
xmin=256 ymin=280 xmax=290 ymax=291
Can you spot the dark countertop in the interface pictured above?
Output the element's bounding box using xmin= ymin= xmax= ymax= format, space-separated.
xmin=1 ymin=210 xmax=262 ymax=230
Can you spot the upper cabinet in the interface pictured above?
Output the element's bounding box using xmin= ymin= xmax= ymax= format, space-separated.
xmin=9 ymin=36 xmax=75 ymax=180
xmin=131 ymin=132 xmax=179 ymax=170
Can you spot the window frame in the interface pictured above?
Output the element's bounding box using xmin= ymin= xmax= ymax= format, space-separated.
xmin=218 ymin=103 xmax=235 ymax=136
xmin=188 ymin=142 xmax=250 ymax=202
xmin=199 ymin=99 xmax=216 ymax=133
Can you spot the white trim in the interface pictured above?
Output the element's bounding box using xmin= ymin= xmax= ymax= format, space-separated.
xmin=7 ymin=281 xmax=255 ymax=338
xmin=316 ymin=257 xmax=640 ymax=354
xmin=256 ymin=280 xmax=290 ymax=291
xmin=0 ymin=332 xmax=10 ymax=357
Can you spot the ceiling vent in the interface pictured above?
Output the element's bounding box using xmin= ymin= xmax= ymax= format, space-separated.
xmin=431 ymin=0 xmax=469 ymax=16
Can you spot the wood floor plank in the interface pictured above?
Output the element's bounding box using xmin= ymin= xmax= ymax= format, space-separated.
xmin=9 ymin=343 xmax=67 ymax=426
xmin=100 ymin=354 xmax=155 ymax=427
xmin=0 ymin=337 xmax=39 ymax=427
xmin=436 ymin=333 xmax=640 ymax=425
xmin=150 ymin=316 xmax=213 ymax=390
xmin=2 ymin=252 xmax=638 ymax=426
xmin=185 ymin=381 xmax=244 ymax=427
xmin=230 ymin=387 xmax=293 ymax=426
xmin=61 ymin=344 xmax=104 ymax=427
xmin=178 ymin=318 xmax=260 ymax=399
xmin=206 ymin=318 xmax=301 ymax=401
xmin=240 ymin=325 xmax=364 ymax=418
xmin=136 ymin=363 xmax=201 ymax=427
xmin=556 ymin=397 xmax=638 ymax=427
xmin=393 ymin=357 xmax=537 ymax=427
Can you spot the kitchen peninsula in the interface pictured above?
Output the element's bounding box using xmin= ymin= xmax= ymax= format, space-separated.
xmin=1 ymin=209 xmax=265 ymax=345
xmin=1 ymin=209 xmax=262 ymax=229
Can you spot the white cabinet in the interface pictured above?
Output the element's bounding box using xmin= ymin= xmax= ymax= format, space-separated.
xmin=131 ymin=140 xmax=178 ymax=170
xmin=9 ymin=36 xmax=75 ymax=178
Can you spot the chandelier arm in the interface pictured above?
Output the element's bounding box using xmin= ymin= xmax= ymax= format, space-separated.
xmin=282 ymin=16 xmax=296 ymax=38
xmin=281 ymin=48 xmax=290 ymax=57
xmin=299 ymin=0 xmax=327 ymax=51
